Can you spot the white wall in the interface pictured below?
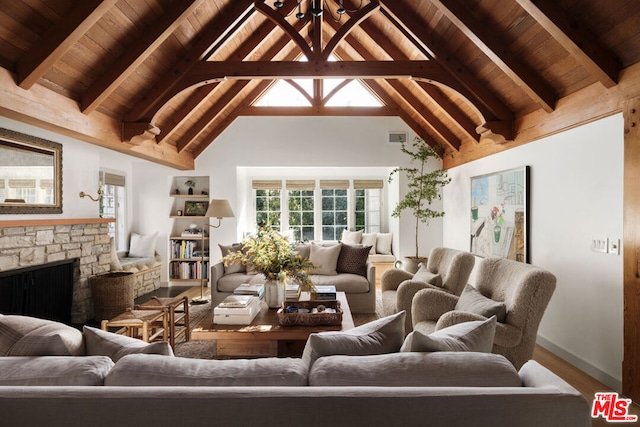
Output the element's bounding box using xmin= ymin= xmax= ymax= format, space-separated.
xmin=443 ymin=114 xmax=624 ymax=390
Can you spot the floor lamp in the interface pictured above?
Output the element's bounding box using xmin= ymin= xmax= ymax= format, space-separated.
xmin=191 ymin=199 xmax=235 ymax=305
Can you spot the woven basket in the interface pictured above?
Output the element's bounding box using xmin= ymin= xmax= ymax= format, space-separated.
xmin=90 ymin=272 xmax=135 ymax=321
xmin=277 ymin=300 xmax=342 ymax=326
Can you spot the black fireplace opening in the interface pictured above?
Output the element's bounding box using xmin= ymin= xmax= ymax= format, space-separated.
xmin=0 ymin=259 xmax=77 ymax=324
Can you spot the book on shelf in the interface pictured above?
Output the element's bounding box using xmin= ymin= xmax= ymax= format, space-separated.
xmin=218 ymin=295 xmax=255 ymax=308
xmin=314 ymin=285 xmax=337 ymax=300
xmin=233 ymin=283 xmax=264 ymax=298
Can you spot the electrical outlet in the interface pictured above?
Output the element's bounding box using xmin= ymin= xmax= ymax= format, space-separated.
xmin=591 ymin=237 xmax=608 ymax=253
xmin=608 ymin=238 xmax=620 ymax=255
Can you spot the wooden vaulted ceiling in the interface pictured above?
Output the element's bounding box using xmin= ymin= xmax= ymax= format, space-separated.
xmin=1 ymin=0 xmax=640 ymax=170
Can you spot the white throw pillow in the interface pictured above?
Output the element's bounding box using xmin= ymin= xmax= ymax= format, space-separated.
xmin=361 ymin=233 xmax=377 ymax=254
xmin=128 ymin=232 xmax=158 ymax=258
xmin=376 ymin=233 xmax=393 ymax=255
xmin=309 ymin=243 xmax=342 ymax=275
xmin=400 ymin=316 xmax=497 ymax=353
xmin=341 ymin=229 xmax=363 ymax=244
xmin=302 ymin=311 xmax=406 ymax=368
xmin=109 ymin=236 xmax=123 ymax=271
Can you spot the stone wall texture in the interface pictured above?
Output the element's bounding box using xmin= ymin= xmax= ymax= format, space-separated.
xmin=0 ymin=223 xmax=111 ymax=323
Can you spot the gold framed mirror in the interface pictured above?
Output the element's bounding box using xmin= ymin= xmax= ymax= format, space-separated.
xmin=0 ymin=128 xmax=62 ymax=214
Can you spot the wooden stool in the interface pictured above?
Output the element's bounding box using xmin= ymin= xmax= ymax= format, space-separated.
xmin=101 ymin=309 xmax=168 ymax=343
xmin=135 ymin=296 xmax=190 ymax=348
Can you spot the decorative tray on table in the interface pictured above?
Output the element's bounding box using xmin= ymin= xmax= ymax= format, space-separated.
xmin=277 ymin=300 xmax=342 ymax=326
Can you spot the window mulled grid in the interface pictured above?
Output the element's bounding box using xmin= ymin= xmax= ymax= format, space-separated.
xmin=321 ymin=188 xmax=348 ymax=240
xmin=255 ymin=189 xmax=282 ymax=231
xmin=355 ymin=188 xmax=382 ymax=233
xmin=288 ymin=189 xmax=314 ymax=241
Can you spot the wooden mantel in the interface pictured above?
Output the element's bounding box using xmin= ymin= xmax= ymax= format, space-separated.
xmin=0 ymin=218 xmax=115 ymax=228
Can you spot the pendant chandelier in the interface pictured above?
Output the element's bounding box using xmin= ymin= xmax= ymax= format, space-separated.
xmin=273 ymin=0 xmax=364 ymax=21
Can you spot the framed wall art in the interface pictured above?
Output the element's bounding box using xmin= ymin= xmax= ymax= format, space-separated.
xmin=470 ymin=166 xmax=529 ymax=263
xmin=184 ymin=200 xmax=209 ymax=216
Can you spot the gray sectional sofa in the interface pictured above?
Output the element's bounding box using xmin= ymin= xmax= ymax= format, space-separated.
xmin=212 ymin=242 xmax=376 ymax=313
xmin=0 ymin=311 xmax=591 ymax=426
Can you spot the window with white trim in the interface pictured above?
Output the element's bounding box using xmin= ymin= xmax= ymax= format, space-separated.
xmin=99 ymin=172 xmax=127 ymax=250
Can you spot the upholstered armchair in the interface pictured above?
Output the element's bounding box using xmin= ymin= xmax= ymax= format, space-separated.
xmin=381 ymin=247 xmax=475 ymax=334
xmin=411 ymin=257 xmax=556 ymax=369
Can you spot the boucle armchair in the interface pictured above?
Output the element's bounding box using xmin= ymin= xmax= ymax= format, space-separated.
xmin=381 ymin=247 xmax=475 ymax=334
xmin=411 ymin=257 xmax=556 ymax=369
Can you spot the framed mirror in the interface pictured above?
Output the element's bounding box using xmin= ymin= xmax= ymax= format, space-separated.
xmin=0 ymin=128 xmax=62 ymax=214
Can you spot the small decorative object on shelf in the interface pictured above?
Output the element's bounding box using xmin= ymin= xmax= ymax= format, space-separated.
xmin=185 ymin=179 xmax=196 ymax=195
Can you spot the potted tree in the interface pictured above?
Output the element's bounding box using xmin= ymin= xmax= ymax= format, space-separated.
xmin=389 ymin=136 xmax=450 ymax=273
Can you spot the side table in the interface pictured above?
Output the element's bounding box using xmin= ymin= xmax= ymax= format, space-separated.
xmin=135 ymin=296 xmax=190 ymax=348
xmin=101 ymin=309 xmax=168 ymax=343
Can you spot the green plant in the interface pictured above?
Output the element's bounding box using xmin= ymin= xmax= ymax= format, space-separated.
xmin=222 ymin=222 xmax=315 ymax=290
xmin=389 ymin=136 xmax=451 ymax=258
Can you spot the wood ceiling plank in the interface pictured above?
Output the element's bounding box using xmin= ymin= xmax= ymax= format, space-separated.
xmin=80 ymin=0 xmax=205 ymax=114
xmin=321 ymin=0 xmax=380 ymax=60
xmin=515 ymin=0 xmax=621 ymax=88
xmin=379 ymin=0 xmax=513 ymax=121
xmin=16 ymin=0 xmax=118 ymax=89
xmin=430 ymin=0 xmax=558 ymax=113
xmin=123 ymin=0 xmax=255 ymax=122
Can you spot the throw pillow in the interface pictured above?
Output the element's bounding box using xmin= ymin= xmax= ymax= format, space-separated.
xmin=219 ymin=243 xmax=245 ymax=274
xmin=456 ymin=284 xmax=507 ymax=322
xmin=83 ymin=325 xmax=174 ymax=362
xmin=412 ymin=264 xmax=443 ymax=287
xmin=401 ymin=316 xmax=497 ymax=353
xmin=361 ymin=233 xmax=377 ymax=254
xmin=293 ymin=243 xmax=311 ymax=259
xmin=301 ymin=311 xmax=406 ymax=368
xmin=376 ymin=232 xmax=393 ymax=255
xmin=0 ymin=356 xmax=114 ymax=386
xmin=336 ymin=244 xmax=372 ymax=277
xmin=109 ymin=236 xmax=123 ymax=271
xmin=0 ymin=315 xmax=85 ymax=356
xmin=341 ymin=229 xmax=363 ymax=245
xmin=128 ymin=231 xmax=158 ymax=258
xmin=308 ymin=243 xmax=342 ymax=275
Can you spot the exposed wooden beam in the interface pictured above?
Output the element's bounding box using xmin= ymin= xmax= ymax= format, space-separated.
xmin=379 ymin=0 xmax=513 ymax=121
xmin=0 ymin=68 xmax=195 ymax=170
xmin=123 ymin=0 xmax=256 ymax=123
xmin=515 ymin=0 xmax=621 ymax=88
xmin=255 ymin=1 xmax=313 ymax=59
xmin=81 ymin=0 xmax=205 ymax=114
xmin=321 ymin=0 xmax=380 ymax=60
xmin=16 ymin=0 xmax=118 ymax=89
xmin=430 ymin=0 xmax=557 ymax=113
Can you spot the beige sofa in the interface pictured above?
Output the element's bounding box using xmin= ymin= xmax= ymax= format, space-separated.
xmin=211 ymin=242 xmax=376 ymax=313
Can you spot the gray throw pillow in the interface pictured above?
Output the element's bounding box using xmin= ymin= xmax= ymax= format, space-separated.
xmin=83 ymin=325 xmax=173 ymax=362
xmin=219 ymin=243 xmax=245 ymax=274
xmin=336 ymin=244 xmax=372 ymax=277
xmin=456 ymin=284 xmax=507 ymax=322
xmin=0 ymin=315 xmax=85 ymax=356
xmin=400 ymin=316 xmax=497 ymax=353
xmin=301 ymin=311 xmax=406 ymax=368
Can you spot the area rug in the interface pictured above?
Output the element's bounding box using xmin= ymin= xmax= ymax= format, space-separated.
xmin=173 ymin=291 xmax=384 ymax=359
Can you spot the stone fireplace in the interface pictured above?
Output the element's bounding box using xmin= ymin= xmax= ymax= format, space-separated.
xmin=0 ymin=218 xmax=113 ymax=323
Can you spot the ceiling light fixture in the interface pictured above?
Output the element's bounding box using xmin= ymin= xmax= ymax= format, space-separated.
xmin=273 ymin=0 xmax=363 ymax=22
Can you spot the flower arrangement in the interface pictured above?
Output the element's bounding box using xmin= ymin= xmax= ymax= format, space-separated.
xmin=222 ymin=222 xmax=316 ymax=290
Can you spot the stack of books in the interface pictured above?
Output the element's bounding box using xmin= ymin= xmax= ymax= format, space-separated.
xmin=233 ymin=283 xmax=264 ymax=298
xmin=314 ymin=285 xmax=337 ymax=300
xmin=285 ymin=283 xmax=301 ymax=301
xmin=181 ymin=228 xmax=203 ymax=237
xmin=214 ymin=295 xmax=261 ymax=325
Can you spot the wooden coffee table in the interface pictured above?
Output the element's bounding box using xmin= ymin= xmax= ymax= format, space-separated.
xmin=191 ymin=291 xmax=355 ymax=357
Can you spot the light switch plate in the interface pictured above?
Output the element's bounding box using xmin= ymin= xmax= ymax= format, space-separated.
xmin=591 ymin=237 xmax=608 ymax=253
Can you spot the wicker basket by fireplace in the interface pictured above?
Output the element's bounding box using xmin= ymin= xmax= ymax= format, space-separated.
xmin=90 ymin=271 xmax=135 ymax=321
